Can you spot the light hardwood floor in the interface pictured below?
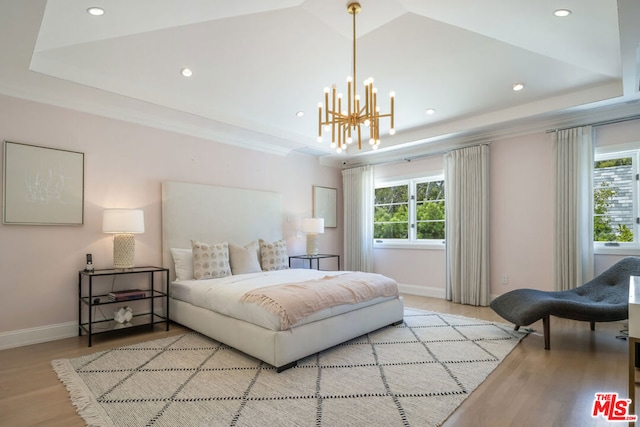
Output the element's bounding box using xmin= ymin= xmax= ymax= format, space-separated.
xmin=0 ymin=294 xmax=632 ymax=427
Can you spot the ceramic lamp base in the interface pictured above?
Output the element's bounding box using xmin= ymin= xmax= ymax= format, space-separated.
xmin=306 ymin=233 xmax=319 ymax=256
xmin=113 ymin=233 xmax=135 ymax=269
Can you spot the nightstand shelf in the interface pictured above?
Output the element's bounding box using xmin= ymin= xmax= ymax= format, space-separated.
xmin=78 ymin=266 xmax=169 ymax=346
xmin=289 ymin=254 xmax=340 ymax=271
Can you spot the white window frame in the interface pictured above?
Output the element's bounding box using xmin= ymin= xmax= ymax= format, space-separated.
xmin=594 ymin=142 xmax=640 ymax=255
xmin=374 ymin=172 xmax=445 ymax=250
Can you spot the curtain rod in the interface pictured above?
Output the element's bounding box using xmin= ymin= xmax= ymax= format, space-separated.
xmin=349 ymin=142 xmax=491 ymax=168
xmin=546 ymin=114 xmax=640 ymax=133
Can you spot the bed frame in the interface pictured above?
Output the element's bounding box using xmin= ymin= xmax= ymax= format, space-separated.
xmin=161 ymin=180 xmax=404 ymax=371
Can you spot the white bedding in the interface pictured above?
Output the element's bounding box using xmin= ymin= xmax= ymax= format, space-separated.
xmin=171 ymin=269 xmax=399 ymax=331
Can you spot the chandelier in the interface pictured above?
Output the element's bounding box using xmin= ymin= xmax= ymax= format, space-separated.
xmin=317 ymin=2 xmax=395 ymax=153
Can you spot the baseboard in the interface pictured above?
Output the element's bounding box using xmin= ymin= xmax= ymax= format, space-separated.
xmin=0 ymin=321 xmax=78 ymax=351
xmin=0 ymin=308 xmax=168 ymax=350
xmin=398 ymin=283 xmax=446 ymax=299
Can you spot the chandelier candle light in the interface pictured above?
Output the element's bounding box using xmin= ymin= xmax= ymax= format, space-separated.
xmin=318 ymin=2 xmax=395 ymax=153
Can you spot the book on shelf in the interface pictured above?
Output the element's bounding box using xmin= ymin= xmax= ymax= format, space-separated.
xmin=108 ymin=289 xmax=147 ymax=301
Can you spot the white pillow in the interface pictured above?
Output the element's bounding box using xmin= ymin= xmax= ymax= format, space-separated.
xmin=170 ymin=248 xmax=194 ymax=281
xmin=191 ymin=240 xmax=232 ymax=280
xmin=229 ymin=241 xmax=262 ymax=275
xmin=259 ymin=239 xmax=289 ymax=271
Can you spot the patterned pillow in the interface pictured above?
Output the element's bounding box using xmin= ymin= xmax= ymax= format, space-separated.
xmin=191 ymin=240 xmax=231 ymax=280
xmin=259 ymin=239 xmax=289 ymax=271
xmin=229 ymin=241 xmax=262 ymax=275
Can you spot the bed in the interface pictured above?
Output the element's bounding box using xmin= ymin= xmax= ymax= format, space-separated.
xmin=161 ymin=180 xmax=404 ymax=372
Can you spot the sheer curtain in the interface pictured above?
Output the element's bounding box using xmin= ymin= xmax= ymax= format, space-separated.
xmin=444 ymin=145 xmax=490 ymax=306
xmin=342 ymin=165 xmax=374 ymax=272
xmin=553 ymin=126 xmax=594 ymax=291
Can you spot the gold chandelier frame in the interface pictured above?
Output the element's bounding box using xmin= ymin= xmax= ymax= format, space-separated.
xmin=317 ymin=2 xmax=395 ymax=153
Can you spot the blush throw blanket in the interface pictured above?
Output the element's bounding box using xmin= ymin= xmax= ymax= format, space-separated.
xmin=240 ymin=272 xmax=399 ymax=330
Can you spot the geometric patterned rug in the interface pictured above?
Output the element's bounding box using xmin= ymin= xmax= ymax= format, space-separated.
xmin=52 ymin=308 xmax=527 ymax=427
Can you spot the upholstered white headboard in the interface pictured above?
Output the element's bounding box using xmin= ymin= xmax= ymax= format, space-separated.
xmin=161 ymin=180 xmax=283 ymax=281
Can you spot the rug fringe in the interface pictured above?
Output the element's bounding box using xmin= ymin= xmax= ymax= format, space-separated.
xmin=51 ymin=359 xmax=114 ymax=427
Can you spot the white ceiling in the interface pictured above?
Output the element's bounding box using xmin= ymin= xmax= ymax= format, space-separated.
xmin=1 ymin=0 xmax=639 ymax=166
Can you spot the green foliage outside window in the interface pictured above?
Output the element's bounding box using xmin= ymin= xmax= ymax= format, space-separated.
xmin=416 ymin=181 xmax=445 ymax=239
xmin=594 ymin=181 xmax=618 ymax=242
xmin=374 ymin=180 xmax=445 ymax=240
xmin=593 ymin=158 xmax=634 ymax=243
xmin=374 ymin=185 xmax=409 ymax=238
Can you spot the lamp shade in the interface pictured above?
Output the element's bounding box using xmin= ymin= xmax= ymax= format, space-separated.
xmin=302 ymin=218 xmax=324 ymax=234
xmin=102 ymin=209 xmax=145 ymax=233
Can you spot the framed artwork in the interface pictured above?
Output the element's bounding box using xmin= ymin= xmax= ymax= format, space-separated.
xmin=3 ymin=141 xmax=84 ymax=225
xmin=313 ymin=185 xmax=337 ymax=228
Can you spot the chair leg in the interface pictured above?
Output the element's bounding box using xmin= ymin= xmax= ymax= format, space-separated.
xmin=543 ymin=315 xmax=550 ymax=350
xmin=590 ymin=321 xmax=595 ymax=331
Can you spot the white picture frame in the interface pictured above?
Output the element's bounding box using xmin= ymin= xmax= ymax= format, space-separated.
xmin=3 ymin=141 xmax=84 ymax=225
xmin=313 ymin=185 xmax=337 ymax=228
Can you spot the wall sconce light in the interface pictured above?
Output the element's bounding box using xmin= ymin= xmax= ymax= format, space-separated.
xmin=302 ymin=217 xmax=324 ymax=256
xmin=102 ymin=209 xmax=145 ymax=269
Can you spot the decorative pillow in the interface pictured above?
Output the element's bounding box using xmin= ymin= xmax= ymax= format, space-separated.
xmin=259 ymin=239 xmax=289 ymax=271
xmin=191 ymin=240 xmax=231 ymax=280
xmin=229 ymin=241 xmax=262 ymax=275
xmin=171 ymin=248 xmax=194 ymax=281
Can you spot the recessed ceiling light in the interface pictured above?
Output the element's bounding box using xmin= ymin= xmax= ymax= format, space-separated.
xmin=554 ymin=9 xmax=571 ymax=17
xmin=86 ymin=7 xmax=105 ymax=16
xmin=180 ymin=68 xmax=193 ymax=77
xmin=512 ymin=83 xmax=525 ymax=91
xmin=296 ymin=111 xmax=304 ymax=117
xmin=425 ymin=108 xmax=436 ymax=115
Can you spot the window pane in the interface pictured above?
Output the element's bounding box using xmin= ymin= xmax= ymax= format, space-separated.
xmin=375 ymin=185 xmax=408 ymax=204
xmin=593 ymin=157 xmax=634 ymax=242
xmin=417 ymin=181 xmax=444 ymax=201
xmin=374 ymin=185 xmax=409 ymax=239
xmin=374 ymin=179 xmax=445 ymax=242
xmin=416 ymin=182 xmax=445 ymax=240
xmin=374 ymin=222 xmax=409 ymax=239
xmin=375 ymin=204 xmax=407 ymax=219
xmin=417 ymin=221 xmax=444 ymax=239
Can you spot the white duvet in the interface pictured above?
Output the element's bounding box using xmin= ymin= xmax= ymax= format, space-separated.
xmin=171 ymin=269 xmax=398 ymax=331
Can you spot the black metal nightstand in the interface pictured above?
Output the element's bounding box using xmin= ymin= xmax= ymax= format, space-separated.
xmin=288 ymin=254 xmax=340 ymax=271
xmin=78 ymin=266 xmax=169 ymax=346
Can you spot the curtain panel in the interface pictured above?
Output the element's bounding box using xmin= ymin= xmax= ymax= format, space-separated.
xmin=444 ymin=145 xmax=490 ymax=306
xmin=342 ymin=165 xmax=374 ymax=272
xmin=553 ymin=126 xmax=594 ymax=291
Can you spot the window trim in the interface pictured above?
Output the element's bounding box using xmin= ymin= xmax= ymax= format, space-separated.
xmin=374 ymin=172 xmax=445 ymax=249
xmin=593 ymin=142 xmax=640 ymax=255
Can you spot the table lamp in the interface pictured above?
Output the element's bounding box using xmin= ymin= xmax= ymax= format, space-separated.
xmin=103 ymin=209 xmax=145 ymax=269
xmin=302 ymin=218 xmax=324 ymax=256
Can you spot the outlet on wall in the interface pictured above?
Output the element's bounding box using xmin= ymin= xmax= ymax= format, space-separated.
xmin=501 ymin=275 xmax=509 ymax=285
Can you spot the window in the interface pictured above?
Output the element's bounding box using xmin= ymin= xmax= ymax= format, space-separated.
xmin=374 ymin=175 xmax=445 ymax=246
xmin=593 ymin=145 xmax=640 ymax=252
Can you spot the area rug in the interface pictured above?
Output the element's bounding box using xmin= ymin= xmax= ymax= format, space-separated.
xmin=52 ymin=308 xmax=527 ymax=427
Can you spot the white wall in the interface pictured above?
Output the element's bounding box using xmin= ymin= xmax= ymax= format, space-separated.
xmin=373 ymin=118 xmax=640 ymax=299
xmin=372 ymin=134 xmax=555 ymax=298
xmin=373 ymin=155 xmax=446 ymax=297
xmin=1 ymin=90 xmax=637 ymax=345
xmin=0 ymin=94 xmax=342 ymax=340
xmin=593 ymin=119 xmax=640 ymax=272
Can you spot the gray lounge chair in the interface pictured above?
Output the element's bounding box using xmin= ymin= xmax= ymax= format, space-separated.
xmin=490 ymin=256 xmax=640 ymax=349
